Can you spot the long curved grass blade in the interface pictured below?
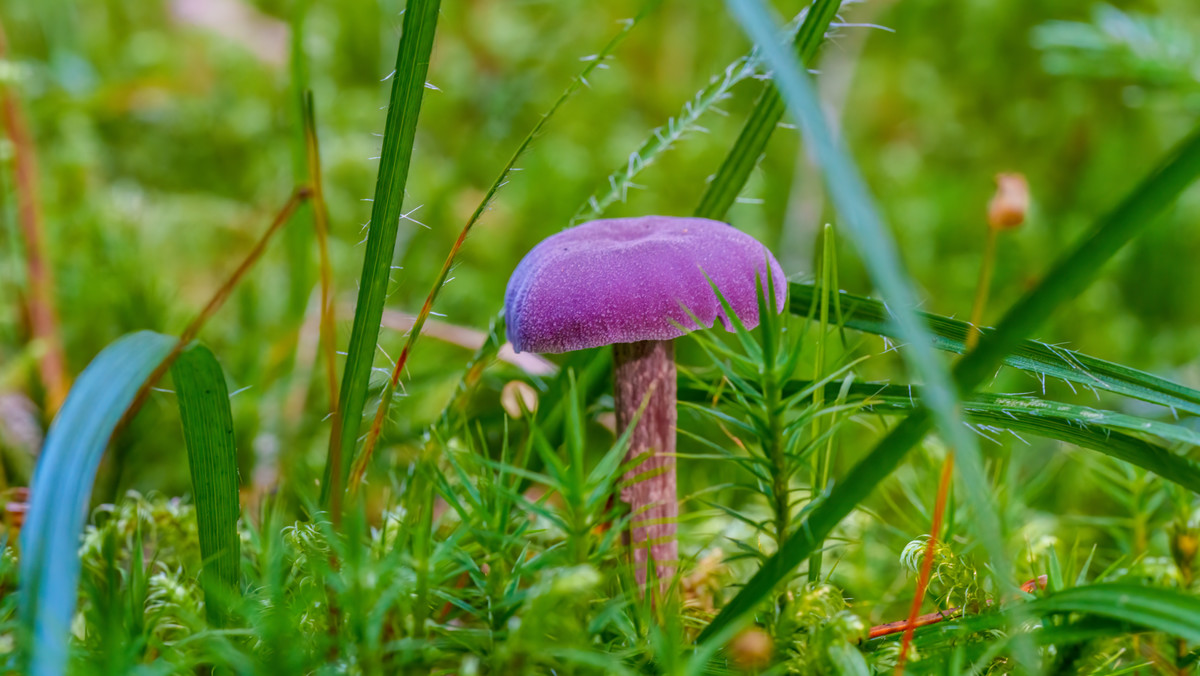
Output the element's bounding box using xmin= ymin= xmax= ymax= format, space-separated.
xmin=788 ymin=282 xmax=1200 ymax=416
xmin=698 ymin=119 xmax=1200 ymax=643
xmin=684 ymin=378 xmax=1200 ymax=449
xmin=693 ymin=0 xmax=841 ymax=220
xmin=682 ymin=376 xmax=1200 ymax=491
xmin=697 ymin=379 xmax=1200 ymax=492
xmin=347 ymin=1 xmax=659 ymax=494
xmin=321 ymin=0 xmax=442 ymax=511
xmin=18 ymin=331 xmax=177 ymax=676
xmin=901 ymin=584 xmax=1200 ymax=647
xmin=1028 ymin=584 xmax=1200 ymax=643
xmin=724 ymin=0 xmax=1010 ymax=638
xmin=171 ymin=343 xmax=241 ymax=625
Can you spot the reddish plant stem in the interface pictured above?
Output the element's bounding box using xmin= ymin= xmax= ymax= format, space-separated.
xmin=302 ymin=93 xmax=339 ymax=414
xmin=895 ymin=456 xmax=954 ymax=673
xmin=871 ymin=576 xmax=1046 ymax=640
xmin=0 ymin=22 xmax=70 ymax=414
xmin=613 ymin=339 xmax=677 ymax=592
xmin=896 ymin=222 xmax=1001 ymax=673
xmin=115 ymin=189 xmax=311 ymax=437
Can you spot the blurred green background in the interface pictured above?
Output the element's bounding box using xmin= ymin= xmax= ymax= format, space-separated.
xmin=2 ymin=0 xmax=1200 ymax=616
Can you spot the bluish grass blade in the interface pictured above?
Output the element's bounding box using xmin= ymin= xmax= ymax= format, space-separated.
xmin=18 ymin=330 xmax=177 ymax=676
xmin=170 ymin=342 xmax=241 ymax=626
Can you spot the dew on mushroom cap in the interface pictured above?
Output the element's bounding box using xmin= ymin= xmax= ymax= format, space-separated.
xmin=503 ymin=216 xmax=788 ymax=353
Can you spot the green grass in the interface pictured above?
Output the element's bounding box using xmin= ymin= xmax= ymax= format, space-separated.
xmin=4 ymin=1 xmax=1200 ymax=674
xmin=320 ymin=0 xmax=443 ymax=514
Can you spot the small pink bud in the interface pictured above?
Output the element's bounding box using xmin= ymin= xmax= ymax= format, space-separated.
xmin=987 ymin=173 xmax=1029 ymax=230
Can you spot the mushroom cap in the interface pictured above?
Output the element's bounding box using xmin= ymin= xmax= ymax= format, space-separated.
xmin=504 ymin=216 xmax=787 ymax=354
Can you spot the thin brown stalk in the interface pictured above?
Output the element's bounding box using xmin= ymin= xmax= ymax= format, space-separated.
xmin=378 ymin=309 xmax=555 ymax=376
xmin=895 ymin=456 xmax=953 ymax=673
xmin=0 ymin=21 xmax=70 ymax=414
xmin=897 ymin=216 xmax=1006 ymax=674
xmin=115 ymin=189 xmax=311 ymax=436
xmin=339 ymin=18 xmax=639 ymax=501
xmin=870 ymin=576 xmax=1046 ymax=640
xmin=302 ymin=93 xmax=339 ymax=413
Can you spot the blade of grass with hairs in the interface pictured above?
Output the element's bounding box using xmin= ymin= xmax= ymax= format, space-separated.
xmin=345 ymin=1 xmax=661 ymax=497
xmin=701 ymin=0 xmax=1200 ymax=655
xmin=570 ymin=7 xmax=822 ymax=226
xmin=699 ymin=116 xmax=1200 ymax=649
xmin=433 ymin=0 xmax=843 ymax=451
xmin=786 ymin=282 xmax=1200 ymax=415
xmin=319 ymin=0 xmax=442 ymax=516
xmin=723 ymin=1 xmax=1018 ymax=664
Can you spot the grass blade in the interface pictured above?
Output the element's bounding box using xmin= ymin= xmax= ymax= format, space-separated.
xmin=321 ymin=0 xmax=443 ymax=511
xmin=683 ymin=379 xmax=1200 ymax=493
xmin=723 ymin=0 xmax=1009 ymax=640
xmin=788 ymin=282 xmax=1200 ymax=416
xmin=693 ymin=0 xmax=841 ymax=220
xmin=907 ymin=584 xmax=1200 ymax=647
xmin=1028 ymin=584 xmax=1200 ymax=643
xmin=347 ymin=1 xmax=658 ymax=493
xmin=18 ymin=331 xmax=177 ymax=676
xmin=571 ymin=4 xmax=796 ymax=225
xmin=171 ymin=343 xmax=242 ymax=626
xmin=699 ymin=119 xmax=1200 ymax=643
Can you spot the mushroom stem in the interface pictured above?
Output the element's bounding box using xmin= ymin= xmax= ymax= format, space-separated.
xmin=613 ymin=339 xmax=677 ymax=591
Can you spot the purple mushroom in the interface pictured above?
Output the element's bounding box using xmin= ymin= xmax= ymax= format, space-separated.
xmin=504 ymin=215 xmax=786 ymax=589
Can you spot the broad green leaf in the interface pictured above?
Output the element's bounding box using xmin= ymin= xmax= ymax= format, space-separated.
xmin=681 ymin=378 xmax=1200 ymax=492
xmin=171 ymin=343 xmax=242 ymax=625
xmin=322 ymin=0 xmax=443 ymax=508
xmin=770 ymin=380 xmax=1200 ymax=492
xmin=18 ymin=330 xmax=176 ymax=676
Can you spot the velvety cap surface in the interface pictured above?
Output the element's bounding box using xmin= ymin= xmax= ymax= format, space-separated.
xmin=504 ymin=216 xmax=787 ymax=354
